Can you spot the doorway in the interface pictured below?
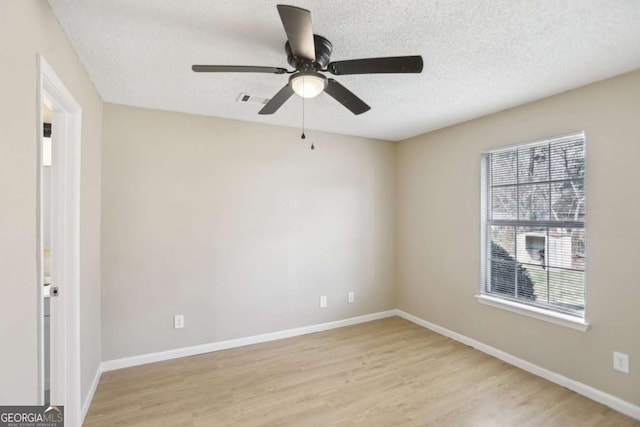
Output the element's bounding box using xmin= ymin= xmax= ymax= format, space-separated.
xmin=37 ymin=55 xmax=82 ymax=426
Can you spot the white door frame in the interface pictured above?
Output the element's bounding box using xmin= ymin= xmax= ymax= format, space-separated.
xmin=37 ymin=55 xmax=82 ymax=427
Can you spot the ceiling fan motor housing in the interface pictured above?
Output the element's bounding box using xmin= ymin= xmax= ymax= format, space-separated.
xmin=286 ymin=34 xmax=333 ymax=71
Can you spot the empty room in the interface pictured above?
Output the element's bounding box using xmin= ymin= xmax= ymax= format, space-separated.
xmin=1 ymin=1 xmax=640 ymax=426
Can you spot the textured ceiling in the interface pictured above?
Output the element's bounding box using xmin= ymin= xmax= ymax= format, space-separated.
xmin=47 ymin=0 xmax=640 ymax=141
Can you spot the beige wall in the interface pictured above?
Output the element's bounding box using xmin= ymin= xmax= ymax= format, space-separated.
xmin=0 ymin=1 xmax=102 ymax=404
xmin=101 ymin=104 xmax=396 ymax=360
xmin=396 ymin=70 xmax=640 ymax=406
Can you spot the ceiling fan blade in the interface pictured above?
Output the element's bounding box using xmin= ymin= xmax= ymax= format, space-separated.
xmin=324 ymin=79 xmax=371 ymax=115
xmin=327 ymin=55 xmax=423 ymax=75
xmin=192 ymin=65 xmax=288 ymax=74
xmin=277 ymin=5 xmax=315 ymax=61
xmin=259 ymin=84 xmax=295 ymax=115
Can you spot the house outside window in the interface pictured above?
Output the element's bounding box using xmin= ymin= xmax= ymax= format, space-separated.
xmin=480 ymin=133 xmax=586 ymax=318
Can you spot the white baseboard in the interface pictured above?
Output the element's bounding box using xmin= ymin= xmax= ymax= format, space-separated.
xmin=101 ymin=310 xmax=396 ymax=372
xmin=81 ymin=365 xmax=102 ymax=424
xmin=395 ymin=309 xmax=640 ymax=421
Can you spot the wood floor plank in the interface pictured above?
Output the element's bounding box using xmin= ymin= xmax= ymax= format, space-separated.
xmin=84 ymin=317 xmax=639 ymax=426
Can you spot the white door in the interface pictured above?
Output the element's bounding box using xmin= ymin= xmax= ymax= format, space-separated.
xmin=38 ymin=56 xmax=82 ymax=426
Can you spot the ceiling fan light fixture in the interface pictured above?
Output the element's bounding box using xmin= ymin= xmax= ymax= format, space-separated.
xmin=291 ymin=72 xmax=327 ymax=98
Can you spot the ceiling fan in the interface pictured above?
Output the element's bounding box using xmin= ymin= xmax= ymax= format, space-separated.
xmin=192 ymin=4 xmax=424 ymax=115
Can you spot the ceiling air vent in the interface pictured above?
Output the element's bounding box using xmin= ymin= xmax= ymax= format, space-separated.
xmin=236 ymin=93 xmax=270 ymax=105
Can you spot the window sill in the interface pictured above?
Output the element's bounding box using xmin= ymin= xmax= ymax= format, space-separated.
xmin=475 ymin=294 xmax=589 ymax=331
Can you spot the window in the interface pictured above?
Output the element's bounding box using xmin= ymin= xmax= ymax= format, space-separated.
xmin=480 ymin=133 xmax=586 ymax=318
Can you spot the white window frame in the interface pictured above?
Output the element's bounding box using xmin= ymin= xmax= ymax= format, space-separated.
xmin=478 ymin=132 xmax=589 ymax=331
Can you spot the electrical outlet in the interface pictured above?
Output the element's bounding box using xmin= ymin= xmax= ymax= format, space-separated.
xmin=320 ymin=296 xmax=328 ymax=308
xmin=348 ymin=291 xmax=355 ymax=303
xmin=613 ymin=351 xmax=629 ymax=374
xmin=174 ymin=314 xmax=184 ymax=329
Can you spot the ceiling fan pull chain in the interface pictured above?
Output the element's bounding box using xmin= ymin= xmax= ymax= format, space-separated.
xmin=301 ymin=78 xmax=305 ymax=140
xmin=300 ymin=80 xmax=313 ymax=149
xmin=301 ymin=96 xmax=305 ymax=140
xmin=303 ymin=80 xmax=314 ymax=149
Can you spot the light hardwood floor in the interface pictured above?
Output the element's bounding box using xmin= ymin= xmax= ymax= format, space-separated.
xmin=84 ymin=317 xmax=639 ymax=426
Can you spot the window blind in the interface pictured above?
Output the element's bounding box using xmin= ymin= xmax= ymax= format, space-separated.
xmin=481 ymin=133 xmax=586 ymax=317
